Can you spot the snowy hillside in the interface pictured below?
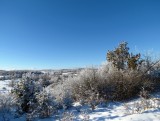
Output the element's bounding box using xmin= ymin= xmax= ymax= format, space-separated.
xmin=0 ymin=79 xmax=160 ymax=121
xmin=5 ymin=96 xmax=160 ymax=121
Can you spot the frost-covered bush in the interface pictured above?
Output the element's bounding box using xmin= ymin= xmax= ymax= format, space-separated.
xmin=35 ymin=89 xmax=56 ymax=118
xmin=49 ymin=77 xmax=73 ymax=110
xmin=12 ymin=77 xmax=58 ymax=119
xmin=98 ymin=61 xmax=113 ymax=77
xmin=60 ymin=91 xmax=73 ymax=110
xmin=124 ymin=96 xmax=160 ymax=115
xmin=103 ymin=70 xmax=143 ymax=100
xmin=71 ymin=68 xmax=101 ymax=107
xmin=50 ymin=76 xmax=59 ymax=85
xmin=60 ymin=112 xmax=76 ymax=121
xmin=26 ymin=89 xmax=56 ymax=120
xmin=71 ymin=68 xmax=102 ymax=104
xmin=70 ymin=62 xmax=156 ymax=102
xmin=12 ymin=78 xmax=42 ymax=114
xmin=41 ymin=44 xmax=160 ymax=107
xmin=103 ymin=42 xmax=160 ymax=99
xmin=38 ymin=74 xmax=51 ymax=87
xmin=99 ymin=62 xmax=156 ymax=100
xmin=0 ymin=93 xmax=14 ymax=121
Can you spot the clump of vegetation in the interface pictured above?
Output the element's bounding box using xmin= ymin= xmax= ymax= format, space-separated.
xmin=71 ymin=42 xmax=160 ymax=105
xmin=12 ymin=77 xmax=56 ymax=120
xmin=35 ymin=89 xmax=56 ymax=118
xmin=12 ymin=78 xmax=41 ymax=114
xmin=107 ymin=41 xmax=143 ymax=70
xmin=0 ymin=93 xmax=14 ymax=121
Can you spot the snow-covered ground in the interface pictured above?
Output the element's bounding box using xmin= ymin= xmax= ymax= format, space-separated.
xmin=0 ymin=79 xmax=160 ymax=121
xmin=0 ymin=80 xmax=12 ymax=93
xmin=9 ymin=95 xmax=160 ymax=121
xmin=88 ymin=100 xmax=160 ymax=121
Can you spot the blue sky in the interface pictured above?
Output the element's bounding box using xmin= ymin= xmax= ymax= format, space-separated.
xmin=0 ymin=0 xmax=160 ymax=70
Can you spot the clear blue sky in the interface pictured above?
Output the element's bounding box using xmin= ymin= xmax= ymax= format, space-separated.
xmin=0 ymin=0 xmax=160 ymax=70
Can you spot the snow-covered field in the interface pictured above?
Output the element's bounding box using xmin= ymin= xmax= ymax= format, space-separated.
xmin=0 ymin=80 xmax=12 ymax=93
xmin=88 ymin=100 xmax=160 ymax=121
xmin=0 ymin=79 xmax=160 ymax=121
xmin=3 ymin=101 xmax=160 ymax=121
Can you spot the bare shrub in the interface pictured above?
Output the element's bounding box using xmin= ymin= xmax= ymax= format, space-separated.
xmin=50 ymin=76 xmax=59 ymax=85
xmin=60 ymin=112 xmax=76 ymax=121
xmin=60 ymin=110 xmax=90 ymax=121
xmin=80 ymin=111 xmax=90 ymax=121
xmin=70 ymin=60 xmax=157 ymax=103
xmin=124 ymin=97 xmax=160 ymax=115
xmin=139 ymin=87 xmax=151 ymax=99
xmin=0 ymin=93 xmax=14 ymax=121
xmin=48 ymin=77 xmax=74 ymax=110
xmin=71 ymin=68 xmax=100 ymax=107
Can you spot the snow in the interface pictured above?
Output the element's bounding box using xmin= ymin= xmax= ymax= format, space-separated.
xmin=1 ymin=79 xmax=160 ymax=121
xmin=0 ymin=80 xmax=12 ymax=93
xmin=33 ymin=96 xmax=160 ymax=121
xmin=62 ymin=73 xmax=69 ymax=76
xmin=88 ymin=102 xmax=160 ymax=121
xmin=44 ymin=95 xmax=160 ymax=121
xmin=1 ymin=101 xmax=160 ymax=121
